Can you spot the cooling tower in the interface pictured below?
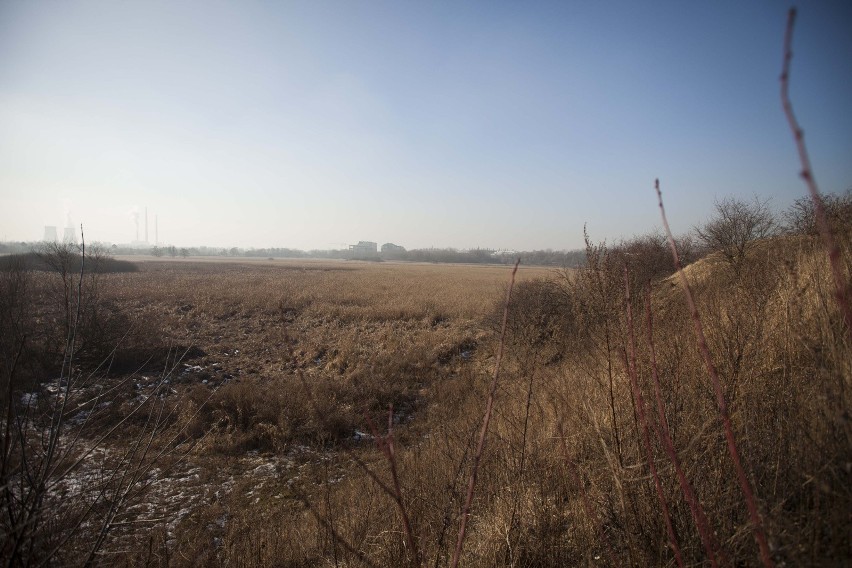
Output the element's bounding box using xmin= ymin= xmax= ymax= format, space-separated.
xmin=43 ymin=226 xmax=58 ymax=242
xmin=63 ymin=227 xmax=77 ymax=244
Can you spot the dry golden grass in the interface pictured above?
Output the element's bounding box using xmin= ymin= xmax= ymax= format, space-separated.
xmin=5 ymin=241 xmax=850 ymax=567
xmin=108 ymin=257 xmax=551 ymax=321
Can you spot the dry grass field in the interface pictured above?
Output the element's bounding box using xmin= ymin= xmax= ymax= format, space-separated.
xmin=0 ymin=5 xmax=852 ymax=568
xmin=2 ymin=224 xmax=850 ymax=567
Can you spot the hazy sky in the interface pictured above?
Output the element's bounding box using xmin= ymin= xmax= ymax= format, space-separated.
xmin=1 ymin=1 xmax=851 ymax=250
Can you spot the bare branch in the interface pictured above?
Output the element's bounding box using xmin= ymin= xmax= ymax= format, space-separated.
xmin=780 ymin=7 xmax=852 ymax=335
xmin=644 ymin=288 xmax=723 ymax=566
xmin=622 ymin=267 xmax=684 ymax=568
xmin=656 ymin=179 xmax=774 ymax=567
xmin=450 ymin=259 xmax=519 ymax=568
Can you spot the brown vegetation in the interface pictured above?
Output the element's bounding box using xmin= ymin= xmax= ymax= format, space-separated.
xmin=2 ymin=13 xmax=850 ymax=564
xmin=2 ymin=211 xmax=849 ymax=566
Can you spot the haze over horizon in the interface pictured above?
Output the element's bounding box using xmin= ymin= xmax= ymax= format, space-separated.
xmin=1 ymin=1 xmax=851 ymax=251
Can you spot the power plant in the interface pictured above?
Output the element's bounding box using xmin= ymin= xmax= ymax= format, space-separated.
xmin=130 ymin=206 xmax=158 ymax=247
xmin=42 ymin=222 xmax=76 ymax=244
xmin=62 ymin=227 xmax=77 ymax=244
xmin=40 ymin=204 xmax=158 ymax=248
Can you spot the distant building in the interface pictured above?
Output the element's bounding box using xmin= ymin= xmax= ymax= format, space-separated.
xmin=380 ymin=243 xmax=406 ymax=259
xmin=43 ymin=226 xmax=58 ymax=242
xmin=349 ymin=241 xmax=378 ymax=259
xmin=381 ymin=243 xmax=406 ymax=254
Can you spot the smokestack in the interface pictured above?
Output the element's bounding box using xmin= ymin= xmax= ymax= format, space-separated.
xmin=145 ymin=207 xmax=149 ymax=243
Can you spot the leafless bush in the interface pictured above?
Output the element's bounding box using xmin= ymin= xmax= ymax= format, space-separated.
xmin=34 ymin=243 xmax=133 ymax=363
xmin=1 ymin=235 xmax=206 ymax=566
xmin=695 ymin=196 xmax=777 ymax=273
xmin=502 ymin=278 xmax=575 ymax=365
xmin=190 ymin=376 xmax=358 ymax=454
xmin=0 ymin=257 xmax=33 ymax=393
xmin=784 ymin=189 xmax=852 ymax=236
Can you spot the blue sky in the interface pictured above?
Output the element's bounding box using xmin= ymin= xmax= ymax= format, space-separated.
xmin=1 ymin=1 xmax=850 ymax=250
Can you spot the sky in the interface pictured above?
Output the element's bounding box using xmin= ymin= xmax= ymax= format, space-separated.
xmin=1 ymin=1 xmax=851 ymax=251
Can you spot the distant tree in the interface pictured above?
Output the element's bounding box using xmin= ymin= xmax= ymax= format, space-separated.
xmin=36 ymin=241 xmax=80 ymax=339
xmin=167 ymin=245 xmax=177 ymax=257
xmin=151 ymin=246 xmax=163 ymax=258
xmin=179 ymin=248 xmax=189 ymax=258
xmin=611 ymin=231 xmax=679 ymax=285
xmin=783 ymin=188 xmax=852 ymax=236
xmin=696 ymin=197 xmax=776 ymax=274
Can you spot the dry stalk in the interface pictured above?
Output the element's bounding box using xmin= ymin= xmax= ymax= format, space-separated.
xmin=295 ymin=371 xmax=386 ymax=563
xmin=364 ymin=405 xmax=421 ymax=567
xmin=622 ymin=267 xmax=684 ymax=568
xmin=555 ymin=421 xmax=617 ymax=565
xmin=449 ymin=259 xmax=519 ymax=568
xmin=781 ymin=7 xmax=852 ymax=337
xmin=655 ymin=179 xmax=774 ymax=567
xmin=296 ymin=368 xmax=422 ymax=566
xmin=294 ymin=492 xmax=380 ymax=568
xmin=644 ymin=288 xmax=723 ymax=567
xmin=504 ymin=356 xmax=538 ymax=563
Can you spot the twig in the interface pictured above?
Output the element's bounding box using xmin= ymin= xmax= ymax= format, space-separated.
xmin=449 ymin=259 xmax=519 ymax=568
xmin=324 ymin=461 xmax=339 ymax=568
xmin=294 ymin=492 xmax=380 ymax=568
xmin=780 ymin=7 xmax=852 ymax=337
xmin=296 ymin=371 xmax=412 ymax=564
xmin=584 ymin=229 xmax=624 ymax=467
xmin=644 ymin=288 xmax=723 ymax=567
xmin=656 ymin=179 xmax=774 ymax=567
xmin=432 ymin=426 xmax=474 ymax=568
xmin=364 ymin=405 xmax=421 ymax=567
xmin=2 ymin=338 xmax=26 ymax=483
xmin=555 ymin=421 xmax=617 ymax=565
xmin=623 ymin=267 xmax=684 ymax=568
xmin=25 ymin=227 xmax=87 ymax=564
xmin=504 ymin=355 xmax=538 ymax=563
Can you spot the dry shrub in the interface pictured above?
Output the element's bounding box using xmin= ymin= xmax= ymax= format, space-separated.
xmin=16 ymin=234 xmax=846 ymax=566
xmin=263 ymin=229 xmax=849 ymax=567
xmin=784 ymin=188 xmax=852 ymax=237
xmin=502 ymin=278 xmax=576 ymax=364
xmin=193 ymin=376 xmax=358 ymax=454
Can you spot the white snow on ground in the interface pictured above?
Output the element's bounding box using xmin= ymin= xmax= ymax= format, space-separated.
xmin=14 ymin=367 xmax=300 ymax=559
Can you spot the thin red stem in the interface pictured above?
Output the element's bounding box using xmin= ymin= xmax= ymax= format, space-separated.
xmin=656 ymin=179 xmax=774 ymax=567
xmin=781 ymin=7 xmax=852 ymax=336
xmin=449 ymin=259 xmax=519 ymax=568
xmin=364 ymin=405 xmax=421 ymax=567
xmin=645 ymin=288 xmax=723 ymax=567
xmin=623 ymin=267 xmax=684 ymax=568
